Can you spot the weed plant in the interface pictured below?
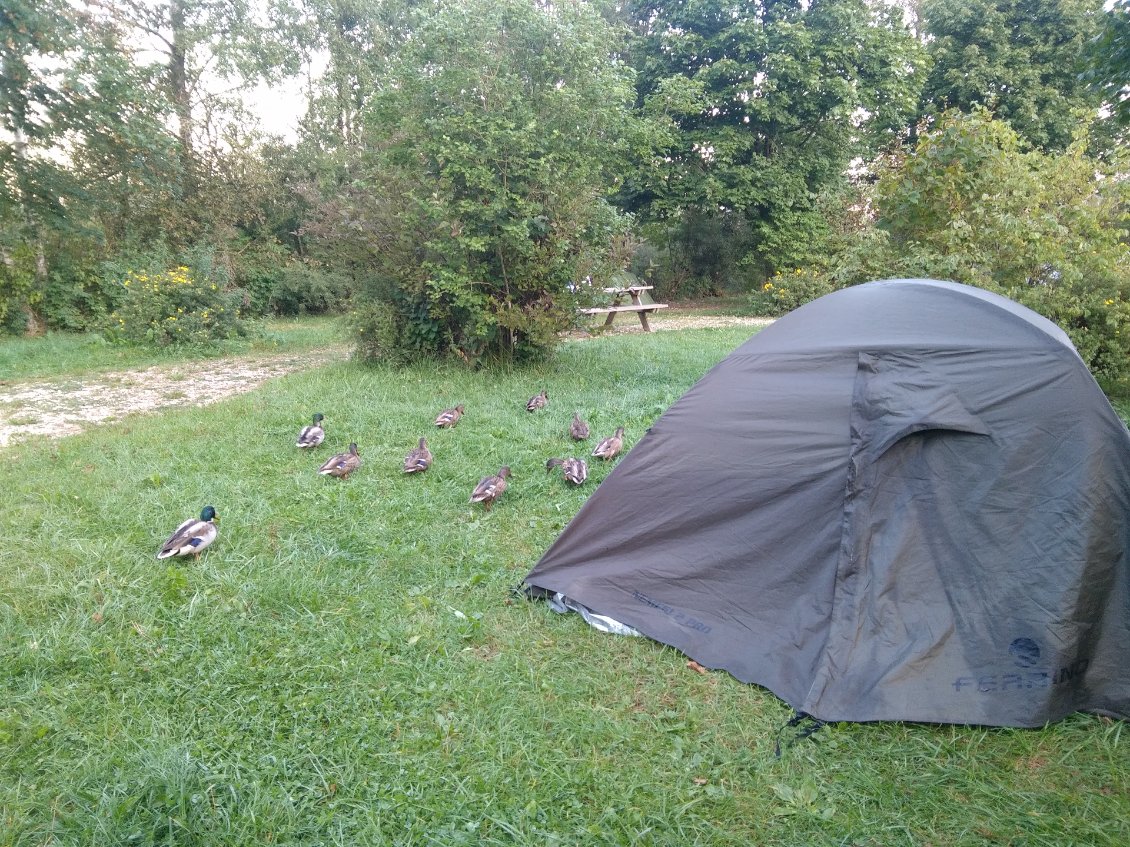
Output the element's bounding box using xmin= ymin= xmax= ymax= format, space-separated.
xmin=1 ymin=328 xmax=1126 ymax=845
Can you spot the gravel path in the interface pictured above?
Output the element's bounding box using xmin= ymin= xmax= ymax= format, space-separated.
xmin=0 ymin=316 xmax=772 ymax=446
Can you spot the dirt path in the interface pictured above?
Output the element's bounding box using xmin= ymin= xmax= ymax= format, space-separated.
xmin=0 ymin=347 xmax=348 ymax=447
xmin=604 ymin=314 xmax=774 ymax=333
xmin=0 ymin=316 xmax=772 ymax=446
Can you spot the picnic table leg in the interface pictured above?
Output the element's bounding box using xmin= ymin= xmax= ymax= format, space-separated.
xmin=603 ymin=311 xmax=616 ymax=327
xmin=628 ymin=291 xmax=652 ymax=331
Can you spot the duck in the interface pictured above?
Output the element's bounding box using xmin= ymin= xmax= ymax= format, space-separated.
xmin=435 ymin=404 xmax=465 ymax=428
xmin=156 ymin=505 xmax=219 ymax=560
xmin=569 ymin=411 xmax=590 ymax=441
xmin=592 ymin=426 xmax=625 ymax=460
xmin=318 ymin=442 xmax=362 ymax=478
xmin=546 ymin=457 xmax=588 ymax=485
xmin=526 ymin=390 xmax=548 ymax=412
xmin=470 ymin=466 xmax=511 ymax=511
xmin=296 ymin=413 xmax=325 ymax=448
xmin=403 ymin=437 xmax=433 ymax=474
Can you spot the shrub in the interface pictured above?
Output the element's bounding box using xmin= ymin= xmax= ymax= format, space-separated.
xmin=268 ymin=265 xmax=350 ymax=316
xmin=104 ymin=264 xmax=252 ymax=347
xmin=0 ymin=242 xmax=39 ymax=335
xmin=749 ymin=267 xmax=840 ymax=317
xmin=348 ymin=300 xmax=410 ymax=366
xmin=790 ymin=110 xmax=1130 ymax=391
xmin=230 ymin=242 xmax=291 ymax=317
xmin=872 ymin=109 xmax=1130 ymax=391
xmin=1010 ymin=282 xmax=1130 ymax=396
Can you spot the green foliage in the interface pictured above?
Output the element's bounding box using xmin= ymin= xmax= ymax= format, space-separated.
xmin=341 ymin=0 xmax=641 ymax=364
xmin=1082 ymin=0 xmax=1130 ymax=128
xmin=749 ymin=267 xmax=839 ymax=317
xmin=40 ymin=262 xmax=108 ymax=332
xmin=0 ymin=241 xmax=38 ymax=334
xmin=820 ymin=109 xmax=1130 ymax=391
xmin=639 ymin=212 xmax=756 ymax=299
xmin=1 ymin=0 xmax=312 ymax=339
xmin=622 ymin=0 xmax=926 ymax=281
xmin=103 ymin=259 xmax=252 ymax=348
xmin=918 ymin=0 xmax=1108 ymax=151
xmin=268 ymin=264 xmax=350 ymax=316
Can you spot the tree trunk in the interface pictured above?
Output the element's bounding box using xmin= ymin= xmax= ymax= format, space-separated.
xmin=169 ymin=0 xmax=195 ymax=197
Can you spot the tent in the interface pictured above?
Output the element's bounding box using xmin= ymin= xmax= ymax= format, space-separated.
xmin=525 ymin=279 xmax=1130 ymax=727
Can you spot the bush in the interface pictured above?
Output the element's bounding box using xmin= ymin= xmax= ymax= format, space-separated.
xmin=335 ymin=0 xmax=640 ymax=365
xmin=268 ymin=265 xmax=350 ymax=316
xmin=1011 ymin=282 xmax=1130 ymax=396
xmin=791 ymin=110 xmax=1130 ymax=391
xmin=640 ymin=212 xmax=759 ymax=301
xmin=749 ymin=267 xmax=840 ymax=316
xmin=230 ymin=242 xmax=291 ymax=317
xmin=104 ymin=264 xmax=253 ymax=347
xmin=0 ymin=242 xmax=39 ymax=335
xmin=348 ymin=300 xmax=411 ymax=366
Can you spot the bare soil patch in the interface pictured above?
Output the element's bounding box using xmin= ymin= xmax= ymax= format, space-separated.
xmin=567 ymin=313 xmax=773 ymax=339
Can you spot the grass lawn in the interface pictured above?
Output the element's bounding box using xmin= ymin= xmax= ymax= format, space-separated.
xmin=1 ymin=324 xmax=1126 ymax=846
xmin=0 ymin=316 xmax=345 ymax=383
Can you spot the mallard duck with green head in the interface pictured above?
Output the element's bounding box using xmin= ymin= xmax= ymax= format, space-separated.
xmin=296 ymin=413 xmax=325 ymax=448
xmin=157 ymin=506 xmax=219 ymax=560
xmin=319 ymin=442 xmax=362 ymax=478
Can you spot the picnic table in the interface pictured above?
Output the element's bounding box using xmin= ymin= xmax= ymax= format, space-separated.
xmin=579 ymin=286 xmax=669 ymax=332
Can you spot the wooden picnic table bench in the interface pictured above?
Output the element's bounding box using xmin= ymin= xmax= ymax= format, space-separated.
xmin=580 ymin=285 xmax=669 ymax=332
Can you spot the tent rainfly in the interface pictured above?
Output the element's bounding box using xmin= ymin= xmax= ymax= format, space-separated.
xmin=524 ymin=279 xmax=1130 ymax=727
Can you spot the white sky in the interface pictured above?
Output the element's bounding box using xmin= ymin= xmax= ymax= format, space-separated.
xmin=243 ymin=77 xmax=309 ymax=141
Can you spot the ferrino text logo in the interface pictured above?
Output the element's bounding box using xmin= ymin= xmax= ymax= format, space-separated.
xmin=952 ymin=637 xmax=1090 ymax=694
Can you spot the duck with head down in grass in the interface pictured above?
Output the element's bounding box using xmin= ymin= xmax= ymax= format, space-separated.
xmin=546 ymin=457 xmax=588 ymax=486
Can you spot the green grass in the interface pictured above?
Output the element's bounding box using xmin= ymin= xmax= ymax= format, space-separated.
xmin=0 ymin=316 xmax=345 ymax=382
xmin=1 ymin=327 xmax=1127 ymax=846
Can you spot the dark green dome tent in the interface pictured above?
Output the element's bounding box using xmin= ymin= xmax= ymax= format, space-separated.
xmin=525 ymin=279 xmax=1130 ymax=727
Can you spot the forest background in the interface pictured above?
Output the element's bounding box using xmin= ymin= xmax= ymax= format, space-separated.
xmin=2 ymin=0 xmax=1128 ymax=389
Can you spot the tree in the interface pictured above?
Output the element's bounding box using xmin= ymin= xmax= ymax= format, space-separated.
xmin=918 ymin=0 xmax=1108 ymax=151
xmin=337 ymin=0 xmax=644 ymax=363
xmin=620 ymin=0 xmax=925 ymax=290
xmin=0 ymin=0 xmax=163 ymax=330
xmin=1082 ymin=0 xmax=1130 ymax=127
xmin=1 ymin=0 xmax=326 ymax=335
xmin=267 ymin=0 xmax=418 ymax=149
